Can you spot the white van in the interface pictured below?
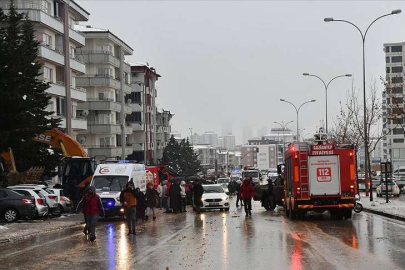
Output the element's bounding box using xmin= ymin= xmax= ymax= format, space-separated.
xmin=90 ymin=162 xmax=147 ymax=217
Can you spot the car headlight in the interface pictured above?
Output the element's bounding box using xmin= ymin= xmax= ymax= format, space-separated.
xmin=201 ymin=198 xmax=204 ymax=202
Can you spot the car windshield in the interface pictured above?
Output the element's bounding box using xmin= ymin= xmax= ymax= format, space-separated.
xmin=203 ymin=186 xmax=224 ymax=193
xmin=243 ymin=171 xmax=258 ymax=178
xmin=217 ymin=179 xmax=229 ymax=184
xmin=92 ymin=176 xmax=129 ymax=192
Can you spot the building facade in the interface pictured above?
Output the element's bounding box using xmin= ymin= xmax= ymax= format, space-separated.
xmin=75 ymin=25 xmax=133 ymax=160
xmin=155 ymin=109 xmax=173 ymax=162
xmin=383 ymin=42 xmax=405 ymax=168
xmin=224 ymin=134 xmax=236 ymax=150
xmin=1 ymin=0 xmax=90 ymax=136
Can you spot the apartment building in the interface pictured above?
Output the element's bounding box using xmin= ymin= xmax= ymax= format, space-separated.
xmin=0 ymin=0 xmax=90 ymax=136
xmin=127 ymin=63 xmax=160 ymax=164
xmin=383 ymin=42 xmax=405 ymax=168
xmin=155 ymin=109 xmax=173 ymax=162
xmin=75 ymin=25 xmax=133 ymax=160
xmin=193 ymin=145 xmax=217 ymax=170
xmin=224 ymin=134 xmax=236 ymax=150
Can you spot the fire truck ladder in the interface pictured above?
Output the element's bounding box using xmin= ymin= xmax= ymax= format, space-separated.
xmin=298 ymin=144 xmax=310 ymax=199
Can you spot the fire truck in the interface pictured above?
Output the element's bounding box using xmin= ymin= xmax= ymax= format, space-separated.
xmin=283 ymin=137 xmax=357 ymax=219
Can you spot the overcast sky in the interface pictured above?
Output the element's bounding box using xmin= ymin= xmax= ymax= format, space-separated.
xmin=77 ymin=1 xmax=405 ymax=144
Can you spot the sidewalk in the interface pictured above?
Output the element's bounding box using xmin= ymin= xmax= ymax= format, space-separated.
xmin=361 ymin=195 xmax=405 ymax=221
xmin=0 ymin=214 xmax=84 ymax=245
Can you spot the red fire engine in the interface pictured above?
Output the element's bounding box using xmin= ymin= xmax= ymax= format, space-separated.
xmin=283 ymin=140 xmax=357 ymax=219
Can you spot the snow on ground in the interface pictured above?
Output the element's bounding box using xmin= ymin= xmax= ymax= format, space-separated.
xmin=0 ymin=225 xmax=8 ymax=230
xmin=361 ymin=195 xmax=405 ymax=218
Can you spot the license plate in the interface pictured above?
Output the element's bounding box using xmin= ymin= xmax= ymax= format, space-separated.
xmin=209 ymin=203 xmax=219 ymax=206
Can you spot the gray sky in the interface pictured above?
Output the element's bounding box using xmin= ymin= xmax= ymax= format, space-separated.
xmin=77 ymin=1 xmax=405 ymax=144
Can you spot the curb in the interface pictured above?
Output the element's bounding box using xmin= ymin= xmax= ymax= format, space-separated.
xmin=0 ymin=222 xmax=83 ymax=245
xmin=363 ymin=208 xmax=405 ymax=222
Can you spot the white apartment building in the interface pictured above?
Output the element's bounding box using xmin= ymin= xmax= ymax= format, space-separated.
xmin=224 ymin=134 xmax=236 ymax=150
xmin=127 ymin=63 xmax=160 ymax=165
xmin=155 ymin=109 xmax=173 ymax=162
xmin=383 ymin=42 xmax=405 ymax=168
xmin=0 ymin=0 xmax=90 ymax=136
xmin=191 ymin=133 xmax=204 ymax=145
xmin=75 ymin=25 xmax=133 ymax=160
xmin=193 ymin=145 xmax=217 ymax=170
xmin=202 ymin=132 xmax=218 ymax=147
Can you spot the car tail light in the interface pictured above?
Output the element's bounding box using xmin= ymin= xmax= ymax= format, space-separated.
xmin=48 ymin=195 xmax=57 ymax=200
xmin=22 ymin=199 xmax=33 ymax=204
xmin=36 ymin=198 xmax=44 ymax=205
xmin=60 ymin=196 xmax=68 ymax=202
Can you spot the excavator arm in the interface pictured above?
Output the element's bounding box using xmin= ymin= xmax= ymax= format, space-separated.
xmin=32 ymin=128 xmax=88 ymax=157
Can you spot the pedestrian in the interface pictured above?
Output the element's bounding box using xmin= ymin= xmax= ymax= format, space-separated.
xmin=79 ymin=182 xmax=90 ymax=234
xmin=76 ymin=186 xmax=105 ymax=241
xmin=157 ymin=182 xmax=163 ymax=209
xmin=235 ymin=180 xmax=244 ymax=207
xmin=193 ymin=180 xmax=204 ymax=214
xmin=145 ymin=183 xmax=158 ymax=221
xmin=169 ymin=180 xmax=182 ymax=213
xmin=162 ymin=180 xmax=171 ymax=213
xmin=135 ymin=187 xmax=147 ymax=221
xmin=186 ymin=181 xmax=193 ymax=207
xmin=180 ymin=181 xmax=187 ymax=212
xmin=240 ymin=177 xmax=255 ymax=216
xmin=120 ymin=182 xmax=138 ymax=235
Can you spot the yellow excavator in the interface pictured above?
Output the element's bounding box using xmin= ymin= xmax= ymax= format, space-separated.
xmin=1 ymin=128 xmax=95 ymax=204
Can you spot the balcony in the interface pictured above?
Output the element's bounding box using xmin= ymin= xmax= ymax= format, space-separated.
xmin=38 ymin=45 xmax=65 ymax=66
xmin=130 ymin=122 xmax=144 ymax=131
xmin=69 ymin=28 xmax=85 ymax=46
xmin=78 ymin=98 xmax=122 ymax=112
xmin=87 ymin=123 xmax=132 ymax=134
xmin=130 ymin=103 xmax=143 ymax=112
xmin=70 ymin=57 xmax=86 ymax=74
xmin=86 ymin=145 xmax=133 ymax=158
xmin=0 ymin=1 xmax=64 ymax=33
xmin=47 ymin=82 xmax=65 ymax=97
xmin=53 ymin=116 xmax=87 ymax=130
xmin=71 ymin=86 xmax=87 ymax=102
xmin=76 ymin=74 xmax=121 ymax=89
xmin=76 ymin=51 xmax=120 ymax=67
xmin=124 ymin=62 xmax=131 ymax=73
xmin=132 ymin=143 xmax=145 ymax=152
xmin=124 ymin=84 xmax=132 ymax=95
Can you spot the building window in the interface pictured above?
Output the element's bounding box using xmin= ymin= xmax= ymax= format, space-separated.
xmin=42 ymin=33 xmax=52 ymax=48
xmin=386 ymin=67 xmax=390 ymax=73
xmin=393 ymin=97 xmax=403 ymax=104
xmin=100 ymin=137 xmax=111 ymax=147
xmin=97 ymin=68 xmax=113 ymax=77
xmin=385 ymin=46 xmax=390 ymax=52
xmin=392 ymin=86 xmax=403 ymax=94
xmin=127 ymin=112 xmax=142 ymax=122
xmin=392 ymin=66 xmax=403 ymax=73
xmin=69 ymin=17 xmax=75 ymax=28
xmin=391 ymin=46 xmax=403 ymax=52
xmin=392 ymin=77 xmax=403 ymax=84
xmin=393 ymin=128 xmax=404 ymax=135
xmin=386 ymin=56 xmax=390 ymax=63
xmin=392 ymin=56 xmax=403 ymax=63
xmin=56 ymin=97 xmax=65 ymax=116
xmin=43 ymin=67 xmax=53 ymax=82
xmin=69 ymin=46 xmax=75 ymax=58
xmin=42 ymin=0 xmax=51 ymax=15
xmin=393 ymin=138 xmax=404 ymax=143
xmin=393 ymin=118 xmax=404 ymax=124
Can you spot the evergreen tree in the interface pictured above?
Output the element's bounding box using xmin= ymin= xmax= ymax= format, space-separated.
xmin=162 ymin=136 xmax=201 ymax=176
xmin=0 ymin=1 xmax=61 ymax=176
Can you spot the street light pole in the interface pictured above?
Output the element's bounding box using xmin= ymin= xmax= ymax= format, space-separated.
xmin=280 ymin=99 xmax=316 ymax=142
xmin=274 ymin=120 xmax=294 ymax=162
xmin=303 ymin=73 xmax=352 ymax=133
xmin=324 ymin=9 xmax=401 ymax=202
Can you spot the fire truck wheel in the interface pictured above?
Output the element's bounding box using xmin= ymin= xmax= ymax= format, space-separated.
xmin=343 ymin=209 xmax=352 ymax=219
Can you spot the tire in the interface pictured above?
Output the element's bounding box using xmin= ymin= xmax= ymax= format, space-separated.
xmin=224 ymin=208 xmax=230 ymax=212
xmin=51 ymin=208 xmax=61 ymax=217
xmin=3 ymin=208 xmax=19 ymax=223
xmin=58 ymin=204 xmax=65 ymax=214
xmin=354 ymin=204 xmax=363 ymax=213
xmin=344 ymin=209 xmax=352 ymax=219
xmin=288 ymin=202 xmax=296 ymax=219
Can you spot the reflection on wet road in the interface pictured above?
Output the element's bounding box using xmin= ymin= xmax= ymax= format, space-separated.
xmin=1 ymin=198 xmax=405 ymax=270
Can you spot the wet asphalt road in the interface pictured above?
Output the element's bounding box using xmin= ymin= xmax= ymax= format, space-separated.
xmin=1 ymin=197 xmax=405 ymax=270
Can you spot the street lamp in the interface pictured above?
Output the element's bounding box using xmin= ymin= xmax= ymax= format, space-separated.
xmin=303 ymin=73 xmax=352 ymax=133
xmin=280 ymin=99 xmax=316 ymax=142
xmin=274 ymin=120 xmax=294 ymax=162
xmin=324 ymin=9 xmax=401 ymax=202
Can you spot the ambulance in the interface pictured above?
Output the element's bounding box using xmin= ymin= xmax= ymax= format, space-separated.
xmin=283 ymin=135 xmax=357 ymax=220
xmin=90 ymin=161 xmax=147 ymax=217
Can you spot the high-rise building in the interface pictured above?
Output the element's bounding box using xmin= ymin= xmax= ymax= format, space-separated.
xmin=202 ymin=132 xmax=218 ymax=147
xmin=75 ymin=25 xmax=133 ymax=161
xmin=383 ymin=42 xmax=405 ymax=168
xmin=0 ymin=0 xmax=90 ymax=137
xmin=155 ymin=109 xmax=173 ymax=162
xmin=242 ymin=125 xmax=253 ymax=144
xmin=224 ymin=134 xmax=236 ymax=150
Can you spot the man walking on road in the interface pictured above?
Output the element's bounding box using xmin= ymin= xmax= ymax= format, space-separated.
xmin=235 ymin=180 xmax=244 ymax=208
xmin=157 ymin=182 xmax=163 ymax=209
xmin=240 ymin=177 xmax=255 ymax=216
xmin=193 ymin=180 xmax=204 ymax=214
xmin=145 ymin=183 xmax=158 ymax=221
xmin=120 ymin=182 xmax=138 ymax=235
xmin=76 ymin=186 xmax=105 ymax=241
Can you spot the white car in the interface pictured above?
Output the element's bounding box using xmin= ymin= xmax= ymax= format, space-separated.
xmin=376 ymin=180 xmax=400 ymax=197
xmin=201 ymin=184 xmax=230 ymax=211
xmin=49 ymin=188 xmax=71 ymax=213
xmin=12 ymin=188 xmax=49 ymax=217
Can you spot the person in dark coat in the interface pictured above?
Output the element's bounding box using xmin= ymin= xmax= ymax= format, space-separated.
xmin=135 ymin=188 xmax=146 ymax=221
xmin=193 ymin=180 xmax=204 ymax=214
xmin=235 ymin=180 xmax=244 ymax=207
xmin=169 ymin=181 xmax=182 ymax=213
xmin=76 ymin=186 xmax=105 ymax=241
xmin=120 ymin=182 xmax=138 ymax=235
xmin=145 ymin=183 xmax=158 ymax=221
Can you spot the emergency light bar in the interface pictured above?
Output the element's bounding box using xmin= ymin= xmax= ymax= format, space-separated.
xmin=102 ymin=160 xmax=140 ymax=164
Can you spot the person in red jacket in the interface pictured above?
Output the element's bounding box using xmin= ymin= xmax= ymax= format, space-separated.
xmin=240 ymin=177 xmax=255 ymax=216
xmin=76 ymin=186 xmax=105 ymax=241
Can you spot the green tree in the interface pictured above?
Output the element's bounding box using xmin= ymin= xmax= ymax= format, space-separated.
xmin=0 ymin=1 xmax=61 ymax=178
xmin=162 ymin=136 xmax=201 ymax=176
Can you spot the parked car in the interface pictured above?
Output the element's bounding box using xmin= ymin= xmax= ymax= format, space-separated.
xmin=201 ymin=184 xmax=230 ymax=211
xmin=395 ymin=178 xmax=405 ymax=191
xmin=0 ymin=188 xmax=35 ymax=222
xmin=8 ymin=185 xmax=60 ymax=216
xmin=371 ymin=179 xmax=381 ymax=189
xmin=49 ymin=188 xmax=71 ymax=213
xmin=12 ymin=188 xmax=49 ymax=217
xmin=376 ymin=180 xmax=401 ymax=197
